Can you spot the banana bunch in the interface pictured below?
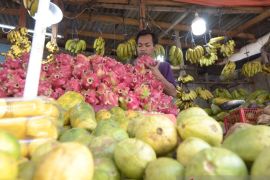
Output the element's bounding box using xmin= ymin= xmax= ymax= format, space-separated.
xmin=3 ymin=27 xmax=31 ymax=59
xmin=214 ymin=88 xmax=232 ymax=99
xmin=262 ymin=64 xmax=270 ymax=74
xmin=93 ymin=37 xmax=105 ymax=56
xmin=116 ymin=39 xmax=136 ymax=62
xmin=177 ymin=89 xmax=197 ymax=101
xmin=220 ymin=40 xmax=236 ymax=57
xmin=220 ymin=61 xmax=236 ymax=79
xmin=42 ymin=54 xmax=55 ymax=64
xmin=199 ymin=53 xmax=218 ymax=67
xmin=154 ymin=44 xmax=165 ymax=59
xmin=65 ymin=39 xmax=87 ymax=54
xmin=205 ymin=36 xmax=225 ymax=54
xmin=185 ymin=45 xmax=204 ymax=64
xmin=46 ymin=41 xmax=59 ymax=54
xmin=196 ymin=87 xmax=214 ymax=100
xmin=169 ymin=45 xmax=183 ymax=66
xmin=175 ymin=99 xmax=197 ymax=110
xmin=23 ymin=0 xmax=38 ymax=16
xmin=241 ymin=60 xmax=262 ymax=77
xmin=177 ymin=74 xmax=194 ymax=83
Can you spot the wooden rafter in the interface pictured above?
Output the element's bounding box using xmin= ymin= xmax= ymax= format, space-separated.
xmin=231 ymin=8 xmax=270 ymax=36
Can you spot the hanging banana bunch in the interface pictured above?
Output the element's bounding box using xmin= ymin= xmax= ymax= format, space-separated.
xmin=23 ymin=0 xmax=39 ymax=17
xmin=175 ymin=86 xmax=198 ymax=110
xmin=185 ymin=45 xmax=204 ymax=64
xmin=65 ymin=39 xmax=87 ymax=54
xmin=220 ymin=40 xmax=236 ymax=57
xmin=241 ymin=60 xmax=262 ymax=78
xmin=93 ymin=37 xmax=105 ymax=56
xmin=177 ymin=74 xmax=194 ymax=84
xmin=196 ymin=87 xmax=214 ymax=100
xmin=154 ymin=44 xmax=166 ymax=59
xmin=169 ymin=45 xmax=183 ymax=66
xmin=116 ymin=38 xmax=137 ymax=62
xmin=206 ymin=36 xmax=225 ymax=54
xmin=220 ymin=61 xmax=236 ymax=80
xmin=198 ymin=53 xmax=218 ymax=67
xmin=2 ymin=27 xmax=31 ymax=59
xmin=46 ymin=41 xmax=59 ymax=54
xmin=262 ymin=64 xmax=270 ymax=74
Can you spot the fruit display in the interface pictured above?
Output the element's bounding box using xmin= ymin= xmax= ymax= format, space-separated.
xmin=1 ymin=27 xmax=31 ymax=59
xmin=65 ymin=39 xmax=87 ymax=54
xmin=220 ymin=60 xmax=236 ymax=80
xmin=196 ymin=87 xmax=214 ymax=100
xmin=177 ymin=74 xmax=194 ymax=83
xmin=185 ymin=45 xmax=204 ymax=64
xmin=93 ymin=37 xmax=105 ymax=56
xmin=220 ymin=40 xmax=236 ymax=57
xmin=241 ymin=60 xmax=263 ymax=77
xmin=0 ymin=53 xmax=178 ymax=115
xmin=116 ymin=38 xmax=137 ymax=62
xmin=169 ymin=45 xmax=183 ymax=66
xmin=153 ymin=44 xmax=166 ymax=59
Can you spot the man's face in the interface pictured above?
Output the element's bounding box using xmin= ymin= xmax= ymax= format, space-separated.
xmin=137 ymin=34 xmax=155 ymax=57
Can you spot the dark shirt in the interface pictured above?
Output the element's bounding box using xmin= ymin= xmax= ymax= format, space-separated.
xmin=158 ymin=62 xmax=177 ymax=86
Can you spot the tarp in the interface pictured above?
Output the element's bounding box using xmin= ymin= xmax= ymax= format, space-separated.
xmin=173 ymin=0 xmax=270 ymax=7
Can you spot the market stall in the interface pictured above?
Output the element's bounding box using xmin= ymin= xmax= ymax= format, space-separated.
xmin=0 ymin=0 xmax=269 ymax=179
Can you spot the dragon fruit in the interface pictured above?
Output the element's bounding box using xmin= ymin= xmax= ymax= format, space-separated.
xmin=82 ymin=89 xmax=99 ymax=105
xmin=64 ymin=78 xmax=81 ymax=92
xmin=119 ymin=92 xmax=140 ymax=110
xmin=82 ymin=72 xmax=100 ymax=89
xmin=135 ymin=55 xmax=157 ymax=67
xmin=0 ymin=53 xmax=179 ymax=116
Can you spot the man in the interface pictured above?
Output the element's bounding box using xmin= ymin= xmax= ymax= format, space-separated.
xmin=136 ymin=29 xmax=177 ymax=97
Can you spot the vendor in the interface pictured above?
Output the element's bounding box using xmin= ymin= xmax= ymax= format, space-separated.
xmin=135 ymin=29 xmax=177 ymax=97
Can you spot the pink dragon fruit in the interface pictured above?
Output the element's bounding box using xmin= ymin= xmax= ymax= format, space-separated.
xmin=55 ymin=53 xmax=73 ymax=66
xmin=64 ymin=78 xmax=81 ymax=92
xmin=0 ymin=87 xmax=7 ymax=97
xmin=3 ymin=59 xmax=21 ymax=69
xmin=134 ymin=84 xmax=151 ymax=100
xmin=82 ymin=72 xmax=100 ymax=89
xmin=102 ymin=72 xmax=119 ymax=87
xmin=119 ymin=92 xmax=140 ymax=110
xmin=82 ymin=89 xmax=99 ymax=105
xmin=96 ymin=83 xmax=108 ymax=95
xmin=99 ymin=90 xmax=119 ymax=106
xmin=50 ymin=73 xmax=67 ymax=89
xmin=75 ymin=54 xmax=89 ymax=64
xmin=135 ymin=55 xmax=157 ymax=67
xmin=51 ymin=88 xmax=64 ymax=99
xmin=72 ymin=63 xmax=90 ymax=79
xmin=38 ymin=81 xmax=53 ymax=97
xmin=113 ymin=82 xmax=130 ymax=96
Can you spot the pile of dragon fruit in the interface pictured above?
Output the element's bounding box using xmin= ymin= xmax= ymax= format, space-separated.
xmin=0 ymin=53 xmax=179 ymax=115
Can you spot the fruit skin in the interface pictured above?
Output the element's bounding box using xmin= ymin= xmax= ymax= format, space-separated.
xmin=59 ymin=128 xmax=93 ymax=146
xmin=93 ymin=157 xmax=120 ymax=180
xmin=177 ymin=107 xmax=208 ymax=124
xmin=88 ymin=135 xmax=117 ymax=159
xmin=177 ymin=115 xmax=223 ymax=146
xmin=33 ymin=142 xmax=94 ymax=180
xmin=134 ymin=115 xmax=178 ymax=155
xmin=0 ymin=151 xmax=18 ymax=180
xmin=176 ymin=137 xmax=211 ymax=167
xmin=144 ymin=157 xmax=184 ymax=180
xmin=251 ymin=147 xmax=270 ymax=178
xmin=0 ymin=130 xmax=20 ymax=159
xmin=114 ymin=138 xmax=156 ymax=179
xmin=185 ymin=147 xmax=248 ymax=180
xmin=18 ymin=160 xmax=36 ymax=180
xmin=222 ymin=125 xmax=270 ymax=162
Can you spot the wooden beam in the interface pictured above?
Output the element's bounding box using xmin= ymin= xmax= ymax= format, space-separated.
xmin=0 ymin=8 xmax=19 ymax=15
xmin=231 ymin=8 xmax=270 ymax=36
xmin=93 ymin=3 xmax=263 ymax=14
xmin=18 ymin=6 xmax=27 ymax=27
xmin=139 ymin=0 xmax=146 ymax=30
xmin=64 ymin=0 xmax=129 ymax=4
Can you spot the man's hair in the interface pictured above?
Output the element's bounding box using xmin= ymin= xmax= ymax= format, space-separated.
xmin=136 ymin=29 xmax=158 ymax=45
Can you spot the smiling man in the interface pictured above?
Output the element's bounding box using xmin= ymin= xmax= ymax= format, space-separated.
xmin=136 ymin=29 xmax=177 ymax=97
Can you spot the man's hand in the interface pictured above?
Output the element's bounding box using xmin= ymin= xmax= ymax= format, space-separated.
xmin=145 ymin=62 xmax=163 ymax=80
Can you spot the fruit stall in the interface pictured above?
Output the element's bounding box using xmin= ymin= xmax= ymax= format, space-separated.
xmin=0 ymin=0 xmax=270 ymax=179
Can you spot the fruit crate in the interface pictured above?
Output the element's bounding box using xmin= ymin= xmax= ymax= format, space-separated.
xmin=224 ymin=108 xmax=263 ymax=132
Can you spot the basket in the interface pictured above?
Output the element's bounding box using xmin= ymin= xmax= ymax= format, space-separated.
xmin=224 ymin=108 xmax=263 ymax=132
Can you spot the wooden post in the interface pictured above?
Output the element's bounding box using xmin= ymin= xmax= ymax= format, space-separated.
xmin=51 ymin=0 xmax=63 ymax=43
xmin=139 ymin=0 xmax=146 ymax=30
xmin=18 ymin=5 xmax=27 ymax=27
